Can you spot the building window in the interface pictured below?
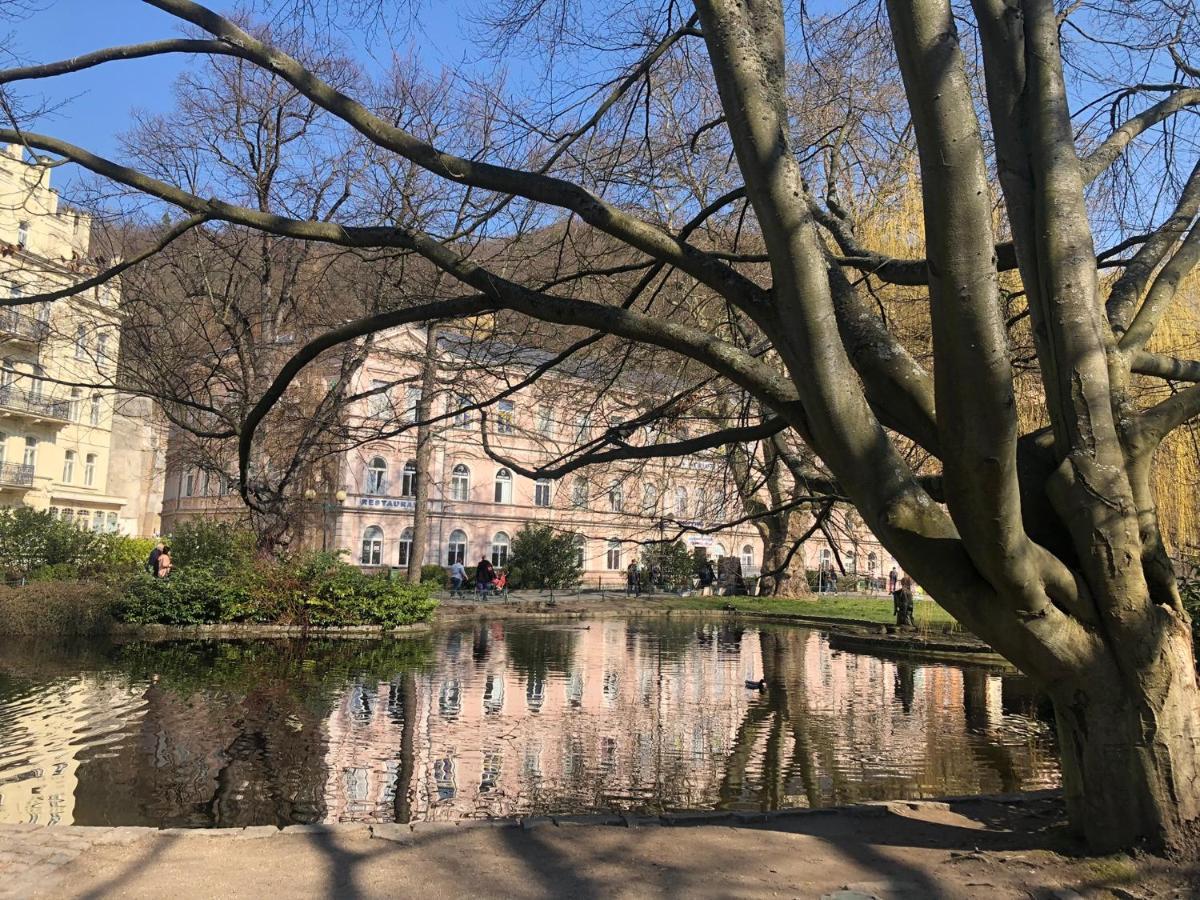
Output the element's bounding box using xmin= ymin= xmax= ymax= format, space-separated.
xmin=576 ymin=413 xmax=590 ymax=443
xmin=496 ymin=399 xmax=515 ymax=434
xmin=74 ymin=324 xmax=88 ymax=360
xmin=62 ymin=450 xmax=75 ymax=482
xmin=61 ymin=508 xmax=74 ymax=524
xmin=201 ymin=471 xmax=211 ymax=496
xmin=447 ymin=529 xmax=467 ymax=565
xmin=695 ymin=487 xmax=709 ymax=521
xmin=491 ymin=531 xmax=510 ymax=567
xmin=361 ymin=525 xmax=384 ymax=566
xmin=401 ymin=460 xmax=417 ymax=497
xmin=29 ymin=365 xmax=43 ymax=399
xmin=0 ymin=359 xmax=13 ymax=387
xmin=398 ymin=527 xmax=414 ymax=568
xmin=534 ymin=478 xmax=552 ymax=508
xmin=365 ymin=456 xmax=387 ymax=495
xmin=450 ymin=463 xmax=470 ymax=500
xmin=608 ymin=482 xmax=623 ymax=513
xmin=572 ymin=476 xmax=588 ymax=509
xmin=91 ymin=510 xmax=104 ymax=532
xmin=0 ymin=432 xmax=6 ymax=465
xmin=97 ymin=333 xmax=111 ymax=366
xmin=494 ymin=468 xmax=513 ymax=504
xmin=69 ymin=388 xmax=82 ymax=421
xmin=451 ymin=394 xmax=472 ymax=427
xmin=867 ymin=551 xmax=878 ymax=575
xmin=712 ymin=543 xmax=726 ymax=560
xmin=84 ymin=453 xmax=96 ymax=487
xmin=367 ymin=380 xmax=390 ymax=417
xmin=642 ymin=483 xmax=658 ymax=512
xmin=48 ymin=506 xmax=58 ymax=519
xmin=107 ymin=512 xmax=119 ymax=533
xmin=404 ymin=386 xmax=421 ymax=424
xmin=605 ymin=539 xmax=621 ymax=571
xmin=89 ymin=394 xmax=101 ymax=426
xmin=22 ymin=437 xmax=36 ymax=468
xmin=573 ymin=534 xmax=586 ymax=568
xmin=16 ymin=220 xmax=28 ymax=248
xmin=674 ymin=486 xmax=688 ymax=518
xmin=183 ymin=470 xmax=195 ymax=497
xmin=535 ymin=406 xmax=552 ymax=436
xmin=741 ymin=545 xmax=755 ymax=569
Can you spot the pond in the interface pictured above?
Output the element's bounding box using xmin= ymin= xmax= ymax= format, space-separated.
xmin=0 ymin=618 xmax=1060 ymax=827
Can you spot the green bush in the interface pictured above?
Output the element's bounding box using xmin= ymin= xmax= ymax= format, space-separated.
xmin=507 ymin=524 xmax=582 ymax=589
xmin=120 ymin=568 xmax=250 ymax=625
xmin=0 ymin=581 xmax=119 ymax=635
xmin=641 ymin=540 xmax=695 ymax=590
xmin=168 ymin=519 xmax=256 ymax=574
xmin=293 ymin=554 xmax=437 ymax=627
xmin=421 ymin=564 xmax=448 ymax=586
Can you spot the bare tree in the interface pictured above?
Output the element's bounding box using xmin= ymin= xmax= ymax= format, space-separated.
xmin=5 ymin=0 xmax=1200 ymax=851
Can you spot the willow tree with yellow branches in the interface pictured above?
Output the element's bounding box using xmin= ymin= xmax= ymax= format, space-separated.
xmin=5 ymin=0 xmax=1200 ymax=852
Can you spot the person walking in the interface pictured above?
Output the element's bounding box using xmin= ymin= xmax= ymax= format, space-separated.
xmin=626 ymin=561 xmax=641 ymax=597
xmin=475 ymin=556 xmax=495 ymax=599
xmin=156 ymin=545 xmax=173 ymax=579
xmin=888 ymin=566 xmax=899 ymax=594
xmin=448 ymin=559 xmax=467 ymax=598
xmin=146 ymin=541 xmax=164 ymax=576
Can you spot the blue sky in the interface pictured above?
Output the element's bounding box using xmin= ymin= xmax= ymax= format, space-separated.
xmin=7 ymin=1 xmax=480 ymax=162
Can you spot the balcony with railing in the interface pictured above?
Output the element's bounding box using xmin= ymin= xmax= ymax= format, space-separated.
xmin=0 ymin=462 xmax=35 ymax=488
xmin=0 ymin=384 xmax=70 ymax=422
xmin=0 ymin=309 xmax=49 ymax=344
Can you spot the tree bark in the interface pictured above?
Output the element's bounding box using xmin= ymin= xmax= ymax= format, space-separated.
xmin=406 ymin=327 xmax=438 ymax=584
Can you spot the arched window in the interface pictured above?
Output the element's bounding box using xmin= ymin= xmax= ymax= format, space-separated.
xmin=451 ymin=464 xmax=471 ymax=500
xmin=365 ymin=456 xmax=387 ymax=495
xmin=741 ymin=544 xmax=754 ymax=569
xmin=62 ymin=449 xmax=75 ymax=483
xmin=571 ymin=476 xmax=588 ymax=508
xmin=61 ymin=508 xmax=74 ymax=524
xmin=534 ymin=478 xmax=552 ymax=507
xmin=608 ymin=482 xmax=623 ymax=513
xmin=494 ymin=468 xmax=513 ymax=503
xmin=398 ymin=526 xmax=414 ymax=568
xmin=695 ymin=487 xmax=708 ymax=520
xmin=867 ymin=551 xmax=878 ymax=574
xmin=606 ymin=539 xmax=622 ymax=570
xmin=361 ymin=525 xmax=384 ymax=566
xmin=401 ymin=460 xmax=417 ymax=497
xmin=819 ymin=547 xmax=832 ymax=565
xmin=712 ymin=542 xmax=727 ymax=560
xmin=447 ymin=529 xmax=467 ymax=565
xmin=642 ymin=483 xmax=658 ymax=512
xmin=675 ymin=486 xmax=688 ymax=518
xmin=491 ymin=531 xmax=510 ymax=567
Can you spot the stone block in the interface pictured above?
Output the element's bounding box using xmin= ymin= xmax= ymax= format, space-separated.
xmin=235 ymin=826 xmax=279 ymax=840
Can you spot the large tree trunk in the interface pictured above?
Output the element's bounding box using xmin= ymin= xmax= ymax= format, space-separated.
xmin=1051 ymin=617 xmax=1200 ymax=854
xmin=758 ymin=518 xmax=810 ymax=596
xmin=406 ymin=327 xmax=438 ymax=584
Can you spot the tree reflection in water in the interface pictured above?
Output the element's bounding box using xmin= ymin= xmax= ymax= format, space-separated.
xmin=0 ymin=621 xmax=1059 ymax=827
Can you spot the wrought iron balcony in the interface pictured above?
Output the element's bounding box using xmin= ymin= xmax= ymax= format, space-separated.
xmin=0 ymin=310 xmax=48 ymax=343
xmin=0 ymin=462 xmax=35 ymax=487
xmin=0 ymin=384 xmax=70 ymax=421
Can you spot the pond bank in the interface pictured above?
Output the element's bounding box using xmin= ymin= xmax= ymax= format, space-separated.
xmin=4 ymin=792 xmax=1192 ymax=899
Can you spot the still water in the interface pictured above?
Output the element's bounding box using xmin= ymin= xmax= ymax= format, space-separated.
xmin=0 ymin=618 xmax=1060 ymax=827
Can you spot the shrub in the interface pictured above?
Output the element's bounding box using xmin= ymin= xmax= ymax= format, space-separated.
xmin=641 ymin=540 xmax=695 ymax=590
xmin=507 ymin=524 xmax=582 ymax=589
xmin=836 ymin=574 xmax=861 ymax=593
xmin=293 ymin=554 xmax=437 ymax=627
xmin=421 ymin=564 xmax=448 ymax=586
xmin=0 ymin=508 xmax=103 ymax=579
xmin=168 ymin=519 xmax=256 ymax=574
xmin=0 ymin=581 xmax=119 ymax=635
xmin=120 ymin=568 xmax=251 ymax=626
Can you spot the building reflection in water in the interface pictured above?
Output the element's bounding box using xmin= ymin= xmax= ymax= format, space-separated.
xmin=0 ymin=621 xmax=1060 ymax=827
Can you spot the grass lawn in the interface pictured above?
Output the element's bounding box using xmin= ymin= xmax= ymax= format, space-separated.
xmin=662 ymin=593 xmax=959 ymax=629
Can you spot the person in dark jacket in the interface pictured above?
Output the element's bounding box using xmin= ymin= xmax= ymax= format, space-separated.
xmin=475 ymin=557 xmax=496 ymax=598
xmin=146 ymin=542 xmax=164 ymax=575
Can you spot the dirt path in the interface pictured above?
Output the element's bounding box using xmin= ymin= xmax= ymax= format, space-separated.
xmin=8 ymin=796 xmax=1195 ymax=899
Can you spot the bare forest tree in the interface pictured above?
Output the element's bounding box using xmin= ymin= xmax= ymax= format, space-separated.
xmin=5 ymin=0 xmax=1200 ymax=852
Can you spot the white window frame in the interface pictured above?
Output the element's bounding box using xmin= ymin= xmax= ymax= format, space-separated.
xmin=62 ymin=450 xmax=75 ymax=483
xmin=89 ymin=394 xmax=101 ymax=426
xmin=535 ymin=406 xmax=552 ymax=436
xmin=365 ymin=456 xmax=387 ymax=495
xmin=401 ymin=460 xmax=417 ymax=497
xmin=494 ymin=468 xmax=513 ymax=504
xmin=496 ymin=399 xmax=515 ymax=434
xmin=74 ymin=324 xmax=88 ymax=360
xmin=398 ymin=527 xmax=414 ymax=568
xmin=534 ymin=478 xmax=552 ymax=508
xmin=741 ymin=545 xmax=754 ymax=569
xmin=84 ymin=454 xmax=97 ymax=488
xmin=447 ymin=529 xmax=467 ymax=565
xmin=491 ymin=531 xmax=510 ymax=567
xmin=361 ymin=525 xmax=384 ymax=566
xmin=605 ymin=539 xmax=622 ymax=571
xmin=450 ymin=464 xmax=471 ymax=501
xmin=22 ymin=437 xmax=36 ymax=468
xmin=367 ymin=380 xmax=391 ymax=418
xmin=572 ymin=477 xmax=588 ymax=509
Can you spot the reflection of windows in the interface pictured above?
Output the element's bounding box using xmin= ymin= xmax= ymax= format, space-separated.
xmin=361 ymin=525 xmax=384 ymax=565
xmin=496 ymin=399 xmax=515 ymax=434
xmin=447 ymin=529 xmax=467 ymax=565
xmin=398 ymin=527 xmax=414 ymax=568
xmin=567 ymin=671 xmax=584 ymax=707
xmin=526 ymin=677 xmax=545 ymax=712
xmin=603 ymin=670 xmax=620 ymax=705
xmin=600 ymin=736 xmax=618 ymax=773
xmin=483 ymin=674 xmax=505 ymax=713
xmin=493 ymin=468 xmax=512 ymax=504
xmin=365 ymin=456 xmax=387 ymax=495
xmin=344 ymin=766 xmax=370 ymax=803
xmin=534 ymin=478 xmax=551 ymax=508
xmin=605 ymin=539 xmax=621 ymax=570
xmin=439 ymin=679 xmax=462 ymax=717
xmin=434 ymin=756 xmax=456 ymax=801
xmin=491 ymin=531 xmax=509 ymax=567
xmin=481 ymin=752 xmax=502 ymax=793
xmin=401 ymin=460 xmax=417 ymax=497
xmin=450 ymin=464 xmax=470 ymax=500
xmin=522 ymin=746 xmax=543 ymax=781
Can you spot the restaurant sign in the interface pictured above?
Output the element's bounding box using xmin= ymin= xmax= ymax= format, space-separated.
xmin=358 ymin=497 xmax=416 ymax=510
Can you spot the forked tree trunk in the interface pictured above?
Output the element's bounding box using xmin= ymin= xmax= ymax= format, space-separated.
xmin=1051 ymin=615 xmax=1200 ymax=854
xmin=759 ymin=524 xmax=810 ymax=596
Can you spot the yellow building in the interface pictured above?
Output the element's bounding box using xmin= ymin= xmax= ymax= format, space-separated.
xmin=0 ymin=143 xmax=148 ymax=532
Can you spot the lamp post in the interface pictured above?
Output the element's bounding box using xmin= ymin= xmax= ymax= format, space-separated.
xmin=304 ymin=487 xmax=347 ymax=552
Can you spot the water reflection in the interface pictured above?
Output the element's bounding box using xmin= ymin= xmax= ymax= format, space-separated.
xmin=0 ymin=620 xmax=1059 ymax=827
